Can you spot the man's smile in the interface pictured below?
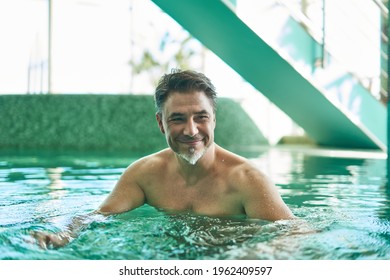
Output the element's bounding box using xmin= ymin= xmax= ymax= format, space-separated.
xmin=177 ymin=137 xmax=204 ymax=145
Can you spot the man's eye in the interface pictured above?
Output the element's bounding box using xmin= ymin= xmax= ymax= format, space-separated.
xmin=170 ymin=118 xmax=184 ymax=122
xmin=195 ymin=115 xmax=209 ymax=122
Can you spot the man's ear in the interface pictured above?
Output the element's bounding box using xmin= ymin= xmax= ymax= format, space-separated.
xmin=156 ymin=112 xmax=165 ymax=134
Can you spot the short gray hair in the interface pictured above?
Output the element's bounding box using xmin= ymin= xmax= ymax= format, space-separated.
xmin=154 ymin=69 xmax=217 ymax=114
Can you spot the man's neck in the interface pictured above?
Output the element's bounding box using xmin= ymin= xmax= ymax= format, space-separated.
xmin=176 ymin=143 xmax=216 ymax=184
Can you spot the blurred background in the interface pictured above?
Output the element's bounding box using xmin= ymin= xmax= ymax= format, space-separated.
xmin=0 ymin=0 xmax=387 ymax=150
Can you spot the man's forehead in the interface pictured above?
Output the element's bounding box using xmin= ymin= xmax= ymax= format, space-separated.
xmin=164 ymin=91 xmax=213 ymax=110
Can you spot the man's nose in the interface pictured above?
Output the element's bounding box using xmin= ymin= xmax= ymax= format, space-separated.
xmin=183 ymin=119 xmax=199 ymax=137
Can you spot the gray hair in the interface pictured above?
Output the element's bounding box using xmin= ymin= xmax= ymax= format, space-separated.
xmin=154 ymin=69 xmax=217 ymax=114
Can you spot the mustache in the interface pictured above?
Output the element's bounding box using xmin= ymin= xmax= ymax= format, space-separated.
xmin=177 ymin=135 xmax=203 ymax=142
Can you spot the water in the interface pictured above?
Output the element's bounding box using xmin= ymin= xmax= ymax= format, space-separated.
xmin=0 ymin=147 xmax=389 ymax=260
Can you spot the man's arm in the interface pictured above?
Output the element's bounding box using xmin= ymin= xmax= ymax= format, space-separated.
xmin=31 ymin=211 xmax=104 ymax=249
xmin=240 ymin=167 xmax=295 ymax=221
xmin=32 ymin=162 xmax=146 ymax=249
xmin=96 ymin=163 xmax=145 ymax=214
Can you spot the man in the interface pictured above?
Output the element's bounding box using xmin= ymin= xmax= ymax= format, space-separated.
xmin=33 ymin=69 xmax=294 ymax=249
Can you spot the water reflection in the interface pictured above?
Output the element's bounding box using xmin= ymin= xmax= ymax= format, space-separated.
xmin=380 ymin=183 xmax=390 ymax=221
xmin=1 ymin=147 xmax=390 ymax=260
xmin=255 ymin=147 xmax=388 ymax=221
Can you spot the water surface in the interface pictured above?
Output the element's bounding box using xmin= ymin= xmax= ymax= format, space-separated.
xmin=0 ymin=147 xmax=389 ymax=259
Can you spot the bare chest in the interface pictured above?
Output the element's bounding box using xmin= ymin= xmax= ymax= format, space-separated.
xmin=142 ymin=176 xmax=243 ymax=216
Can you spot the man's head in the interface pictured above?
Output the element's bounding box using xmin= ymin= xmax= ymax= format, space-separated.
xmin=155 ymin=69 xmax=217 ymax=115
xmin=155 ymin=70 xmax=218 ymax=165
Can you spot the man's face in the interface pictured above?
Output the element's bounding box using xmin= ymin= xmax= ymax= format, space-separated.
xmin=156 ymin=91 xmax=216 ymax=165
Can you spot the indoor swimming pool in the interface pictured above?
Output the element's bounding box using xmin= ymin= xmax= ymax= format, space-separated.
xmin=0 ymin=146 xmax=389 ymax=260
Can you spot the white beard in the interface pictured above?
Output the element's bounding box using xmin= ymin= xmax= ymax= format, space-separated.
xmin=177 ymin=147 xmax=207 ymax=165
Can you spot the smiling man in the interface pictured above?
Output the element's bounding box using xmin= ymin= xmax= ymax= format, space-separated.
xmin=97 ymin=69 xmax=293 ymax=219
xmin=33 ymin=69 xmax=294 ymax=249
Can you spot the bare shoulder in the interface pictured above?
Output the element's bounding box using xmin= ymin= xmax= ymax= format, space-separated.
xmin=97 ymin=149 xmax=172 ymax=214
xmin=123 ymin=148 xmax=171 ymax=180
xmin=216 ymin=146 xmax=269 ymax=185
xmin=216 ymin=146 xmax=294 ymax=220
xmin=129 ymin=149 xmax=170 ymax=169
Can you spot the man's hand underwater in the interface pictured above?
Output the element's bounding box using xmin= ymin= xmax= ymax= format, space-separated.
xmin=30 ymin=231 xmax=72 ymax=249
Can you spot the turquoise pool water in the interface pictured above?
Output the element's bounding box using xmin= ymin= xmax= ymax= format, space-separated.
xmin=0 ymin=146 xmax=389 ymax=260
